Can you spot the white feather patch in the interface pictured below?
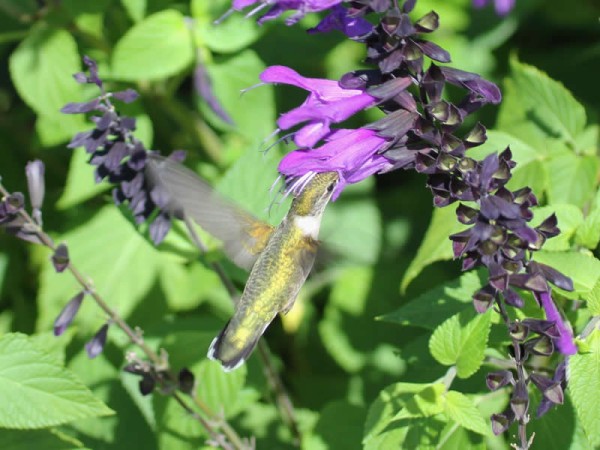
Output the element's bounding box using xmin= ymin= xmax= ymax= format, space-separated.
xmin=294 ymin=215 xmax=321 ymax=239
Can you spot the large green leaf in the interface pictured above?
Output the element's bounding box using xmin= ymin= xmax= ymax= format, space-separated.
xmin=569 ymin=329 xmax=600 ymax=447
xmin=546 ymin=152 xmax=598 ymax=208
xmin=380 ymin=271 xmax=484 ymax=330
xmin=499 ymin=58 xmax=587 ymax=148
xmin=429 ymin=309 xmax=492 ymax=378
xmin=191 ymin=0 xmax=261 ymax=53
xmin=36 ymin=206 xmax=164 ymax=333
xmin=205 ymin=49 xmax=275 ymax=138
xmin=112 ymin=10 xmax=194 ymax=80
xmin=443 ymin=391 xmax=491 ymax=436
xmin=9 ymin=26 xmax=86 ymax=143
xmin=307 ymin=401 xmax=366 ymax=450
xmin=363 ymin=382 xmax=447 ymax=450
xmin=0 ymin=333 xmax=113 ymax=429
xmin=0 ymin=429 xmax=84 ymax=450
xmin=401 ymin=205 xmax=465 ymax=292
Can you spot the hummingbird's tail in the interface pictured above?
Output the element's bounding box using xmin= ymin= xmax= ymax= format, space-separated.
xmin=207 ymin=320 xmax=265 ymax=372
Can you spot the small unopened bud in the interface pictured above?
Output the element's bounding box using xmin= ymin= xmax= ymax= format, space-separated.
xmin=25 ymin=160 xmax=45 ymax=214
xmin=54 ymin=291 xmax=84 ymax=336
xmin=491 ymin=410 xmax=514 ymax=435
xmin=52 ymin=243 xmax=70 ymax=273
xmin=510 ymin=381 xmax=529 ymax=421
xmin=86 ymin=323 xmax=109 ymax=359
xmin=139 ymin=374 xmax=156 ymax=396
xmin=178 ymin=368 xmax=195 ymax=395
xmin=486 ymin=370 xmax=514 ymax=391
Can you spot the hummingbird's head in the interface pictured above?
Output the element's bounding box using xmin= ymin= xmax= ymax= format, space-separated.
xmin=289 ymin=171 xmax=339 ymax=217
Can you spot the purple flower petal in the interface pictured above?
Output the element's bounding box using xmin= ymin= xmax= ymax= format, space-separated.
xmin=260 ymin=66 xmax=378 ymax=147
xmin=534 ymin=291 xmax=577 ymax=355
xmin=54 ymin=291 xmax=85 ymax=336
xmin=86 ymin=323 xmax=109 ymax=359
xmin=308 ymin=4 xmax=373 ymax=37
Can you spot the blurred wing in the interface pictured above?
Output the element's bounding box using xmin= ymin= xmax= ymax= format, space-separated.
xmin=145 ymin=154 xmax=274 ymax=270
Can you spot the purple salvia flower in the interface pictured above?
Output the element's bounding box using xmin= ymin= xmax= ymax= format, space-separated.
xmin=86 ymin=323 xmax=109 ymax=358
xmin=308 ymin=4 xmax=373 ymax=37
xmin=233 ymin=0 xmax=344 ymax=25
xmin=54 ymin=291 xmax=85 ymax=336
xmin=278 ymin=128 xmax=391 ymax=199
xmin=260 ymin=66 xmax=379 ymax=148
xmin=473 ymin=0 xmax=516 ymax=16
xmin=534 ymin=290 xmax=577 ymax=355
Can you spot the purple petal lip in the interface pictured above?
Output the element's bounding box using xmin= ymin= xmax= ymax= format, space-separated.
xmin=260 ymin=66 xmax=378 ymax=148
xmin=278 ymin=128 xmax=391 ymax=199
xmin=535 ymin=291 xmax=577 ymax=355
xmin=309 ymin=4 xmax=373 ymax=37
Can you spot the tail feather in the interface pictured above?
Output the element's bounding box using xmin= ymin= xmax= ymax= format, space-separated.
xmin=207 ymin=320 xmax=263 ymax=372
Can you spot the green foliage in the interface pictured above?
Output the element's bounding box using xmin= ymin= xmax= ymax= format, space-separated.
xmin=0 ymin=333 xmax=113 ymax=429
xmin=0 ymin=1 xmax=599 ymax=449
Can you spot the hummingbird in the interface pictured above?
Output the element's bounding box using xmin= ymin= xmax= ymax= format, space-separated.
xmin=146 ymin=154 xmax=338 ymax=371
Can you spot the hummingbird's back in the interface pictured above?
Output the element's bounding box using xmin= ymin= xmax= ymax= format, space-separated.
xmin=208 ymin=218 xmax=319 ymax=371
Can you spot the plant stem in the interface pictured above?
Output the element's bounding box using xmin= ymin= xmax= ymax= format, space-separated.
xmin=0 ymin=183 xmax=249 ymax=450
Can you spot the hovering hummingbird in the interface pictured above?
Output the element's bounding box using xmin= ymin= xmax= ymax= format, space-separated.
xmin=146 ymin=154 xmax=338 ymax=371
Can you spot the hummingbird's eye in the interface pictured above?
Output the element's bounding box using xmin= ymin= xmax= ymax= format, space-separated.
xmin=327 ymin=182 xmax=335 ymax=193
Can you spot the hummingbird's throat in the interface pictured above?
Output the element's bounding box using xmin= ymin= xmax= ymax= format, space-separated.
xmin=293 ymin=215 xmax=322 ymax=239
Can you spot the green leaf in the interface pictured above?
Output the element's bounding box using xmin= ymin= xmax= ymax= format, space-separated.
xmin=401 ymin=206 xmax=465 ymax=292
xmin=191 ymin=0 xmax=261 ymax=53
xmin=9 ymin=26 xmax=86 ymax=144
xmin=586 ymin=279 xmax=600 ymax=316
xmin=57 ymin=148 xmax=110 ymax=209
xmin=9 ymin=26 xmax=81 ymax=116
xmin=37 ymin=206 xmax=164 ymax=333
xmin=0 ymin=429 xmax=85 ymax=450
xmin=0 ymin=333 xmax=113 ymax=428
xmin=533 ymin=251 xmax=600 ymax=300
xmin=120 ymin=0 xmax=146 ymax=22
xmin=380 ymin=271 xmax=484 ymax=330
xmin=393 ymin=383 xmax=446 ymax=420
xmin=112 ymin=10 xmax=194 ymax=81
xmin=306 ymin=401 xmax=366 ymax=450
xmin=363 ymin=382 xmax=447 ymax=450
xmin=443 ymin=391 xmax=490 ymax=436
xmin=500 ymin=58 xmax=587 ymax=147
xmin=321 ymin=178 xmax=381 ymax=265
xmin=569 ymin=329 xmax=600 ymax=447
xmin=546 ymin=152 xmax=598 ymax=208
xmin=575 ymin=207 xmax=600 ymax=250
xmin=429 ymin=309 xmax=492 ymax=378
xmin=205 ymin=49 xmax=275 ymax=138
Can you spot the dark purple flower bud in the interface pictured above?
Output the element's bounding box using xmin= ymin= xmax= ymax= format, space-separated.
xmin=537 ymin=263 xmax=573 ymax=292
xmin=194 ymin=62 xmax=234 ymax=125
xmin=491 ymin=408 xmax=515 ymax=435
xmin=530 ymin=373 xmax=564 ymax=405
xmin=139 ymin=374 xmax=156 ymax=396
xmin=510 ymin=381 xmax=529 ymax=421
xmin=509 ymin=273 xmax=548 ymax=293
xmin=509 ymin=322 xmax=528 ymax=341
xmin=83 ymin=55 xmax=102 ymax=88
xmin=121 ymin=117 xmax=137 ymax=131
xmin=85 ymin=323 xmax=109 ymax=359
xmin=414 ymin=40 xmax=451 ymax=63
xmin=503 ymin=289 xmax=524 ymax=308
xmin=5 ymin=192 xmax=24 ymax=214
xmin=536 ymin=213 xmax=560 ymax=238
xmin=53 ymin=291 xmax=85 ymax=336
xmin=178 ymin=368 xmax=195 ymax=395
xmin=309 ymin=4 xmax=373 ymax=37
xmin=25 ymin=160 xmax=45 ymax=213
xmin=61 ymin=98 xmax=101 ymax=114
xmin=473 ymin=284 xmax=496 ymax=313
xmin=537 ymin=397 xmax=554 ymax=418
xmin=486 ymin=370 xmax=514 ymax=391
xmin=112 ymin=89 xmax=139 ymax=103
xmin=149 ymin=212 xmax=172 ymax=245
xmin=524 ymin=335 xmax=554 ymax=357
xmin=414 ymin=11 xmax=439 ymax=32
xmin=52 ymin=243 xmax=70 ymax=273
xmin=520 ymin=318 xmax=560 ymax=339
